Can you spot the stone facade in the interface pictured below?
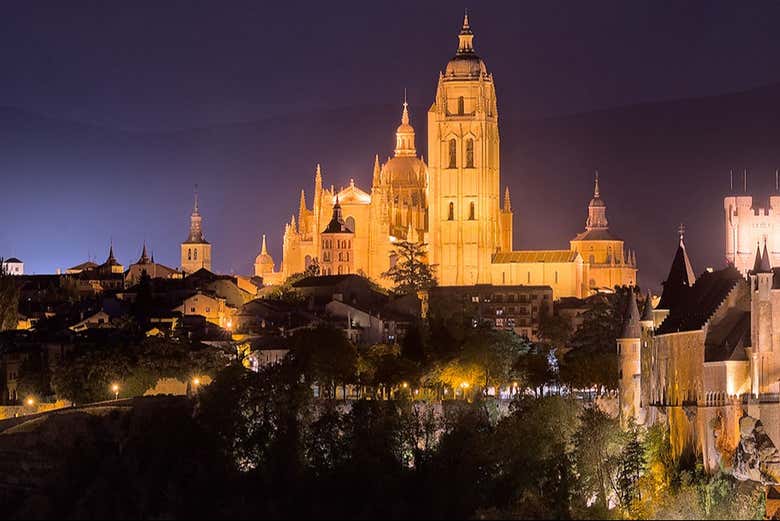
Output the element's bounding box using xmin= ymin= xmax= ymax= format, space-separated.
xmin=259 ymin=14 xmax=638 ymax=300
xmin=621 ymin=224 xmax=780 ymax=481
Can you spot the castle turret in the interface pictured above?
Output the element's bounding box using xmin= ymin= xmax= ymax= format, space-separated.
xmin=618 ymin=291 xmax=642 ymax=426
xmin=749 ymin=241 xmax=776 ymax=397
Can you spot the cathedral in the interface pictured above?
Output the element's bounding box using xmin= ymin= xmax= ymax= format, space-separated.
xmin=257 ymin=13 xmax=638 ymax=299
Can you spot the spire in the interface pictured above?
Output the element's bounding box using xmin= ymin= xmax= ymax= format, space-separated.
xmin=585 ymin=171 xmax=608 ymax=230
xmin=107 ymin=241 xmax=116 ymax=264
xmin=504 ymin=186 xmax=512 ymax=212
xmin=620 ymin=291 xmax=641 ymax=339
xmin=322 ymin=193 xmax=352 ymax=234
xmin=315 ymin=164 xmax=323 ymax=195
xmin=752 ymin=241 xmax=760 ymax=270
xmin=372 ymin=154 xmax=381 ymax=187
xmin=658 ymin=225 xmax=696 ymax=310
xmin=641 ymin=290 xmax=654 ymax=322
xmin=186 ymin=189 xmax=205 ymax=243
xmin=394 ymin=95 xmax=416 ymax=157
xmin=754 ymin=240 xmax=772 ymax=274
xmin=138 ymin=242 xmax=150 ymax=264
xmin=261 ymin=234 xmax=268 ymax=255
xmin=457 ymin=9 xmax=475 ymax=54
xmin=298 ymin=189 xmax=307 ymax=233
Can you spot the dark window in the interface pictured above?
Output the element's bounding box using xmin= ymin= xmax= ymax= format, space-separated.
xmin=448 ymin=202 xmax=455 ymax=221
xmin=469 ymin=202 xmax=475 ymax=220
xmin=458 ymin=96 xmax=465 ymax=115
xmin=466 ymin=138 xmax=474 ymax=168
xmin=448 ymin=139 xmax=457 ymax=168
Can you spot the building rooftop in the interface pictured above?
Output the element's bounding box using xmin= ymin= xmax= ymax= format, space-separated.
xmin=492 ymin=250 xmax=579 ymax=264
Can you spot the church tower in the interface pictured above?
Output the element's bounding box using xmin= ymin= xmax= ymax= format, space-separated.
xmin=181 ymin=190 xmax=212 ymax=273
xmin=428 ymin=12 xmax=500 ymax=286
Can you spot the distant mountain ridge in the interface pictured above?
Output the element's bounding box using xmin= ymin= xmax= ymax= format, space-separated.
xmin=5 ymin=82 xmax=780 ymax=289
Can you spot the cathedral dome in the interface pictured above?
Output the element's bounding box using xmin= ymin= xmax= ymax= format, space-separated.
xmin=382 ymin=156 xmax=426 ymax=188
xmin=254 ymin=235 xmax=275 ymax=274
xmin=444 ymin=54 xmax=488 ymax=78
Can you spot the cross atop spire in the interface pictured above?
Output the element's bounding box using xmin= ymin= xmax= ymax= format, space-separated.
xmin=678 ymin=223 xmax=686 ymax=244
xmin=193 ymin=184 xmax=199 ymax=215
xmin=594 ymin=170 xmax=600 ymax=198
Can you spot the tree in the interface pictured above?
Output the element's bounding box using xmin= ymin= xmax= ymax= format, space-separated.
xmin=572 ymin=406 xmax=625 ymax=513
xmin=559 ymin=287 xmax=635 ymax=392
xmin=513 ymin=345 xmax=554 ymax=397
xmin=288 ymin=324 xmax=357 ymax=398
xmin=0 ymin=259 xmax=19 ymax=330
xmin=617 ymin=418 xmax=645 ymax=516
xmin=382 ymin=241 xmax=437 ymax=295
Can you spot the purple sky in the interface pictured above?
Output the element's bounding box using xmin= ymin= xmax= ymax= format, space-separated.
xmin=3 ymin=1 xmax=780 ymax=289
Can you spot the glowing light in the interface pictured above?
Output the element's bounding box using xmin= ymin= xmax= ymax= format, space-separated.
xmin=193 ymin=377 xmax=201 ymax=386
xmin=402 ymin=382 xmax=408 ymax=389
xmin=460 ymin=382 xmax=469 ymax=389
xmin=25 ymin=397 xmax=34 ymax=407
xmin=226 ymin=319 xmax=233 ymax=330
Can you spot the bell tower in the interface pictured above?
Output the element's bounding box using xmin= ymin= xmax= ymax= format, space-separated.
xmin=428 ymin=12 xmax=500 ymax=285
xmin=181 ymin=188 xmax=212 ymax=273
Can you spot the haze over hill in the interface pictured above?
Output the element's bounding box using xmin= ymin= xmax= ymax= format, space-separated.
xmin=5 ymin=81 xmax=780 ymax=291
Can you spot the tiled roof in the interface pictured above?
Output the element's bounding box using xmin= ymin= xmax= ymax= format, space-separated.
xmin=492 ymin=250 xmax=579 ymax=264
xmin=571 ymin=229 xmax=622 ymax=241
xmin=657 ymin=265 xmax=745 ymax=335
xmin=704 ymin=309 xmax=750 ymax=363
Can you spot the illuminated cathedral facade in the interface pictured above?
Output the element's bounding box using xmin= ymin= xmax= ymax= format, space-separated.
xmin=257 ymin=13 xmax=638 ymax=298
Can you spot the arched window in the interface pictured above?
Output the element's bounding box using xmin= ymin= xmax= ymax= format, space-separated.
xmin=187 ymin=248 xmax=192 ymax=261
xmin=466 ymin=138 xmax=474 ymax=168
xmin=589 ymin=254 xmax=595 ymax=264
xmin=305 ymin=255 xmax=312 ymax=267
xmin=469 ymin=202 xmax=475 ymax=220
xmin=448 ymin=202 xmax=455 ymax=221
xmin=193 ymin=249 xmax=197 ymax=260
xmin=458 ymin=96 xmax=465 ymax=115
xmin=345 ymin=216 xmax=355 ymax=233
xmin=337 ymin=265 xmax=343 ymax=275
xmin=448 ymin=139 xmax=457 ymax=168
xmin=339 ymin=252 xmax=343 ymax=261
xmin=389 ymin=253 xmax=398 ymax=269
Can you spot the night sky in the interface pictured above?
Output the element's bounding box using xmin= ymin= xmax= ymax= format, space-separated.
xmin=4 ymin=1 xmax=780 ymax=291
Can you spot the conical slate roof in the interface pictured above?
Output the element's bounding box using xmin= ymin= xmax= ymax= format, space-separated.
xmin=620 ymin=291 xmax=641 ymax=339
xmin=750 ymin=242 xmax=772 ymax=274
xmin=658 ymin=231 xmax=696 ymax=310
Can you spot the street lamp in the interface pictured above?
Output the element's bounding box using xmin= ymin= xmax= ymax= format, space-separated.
xmin=193 ymin=377 xmax=201 ymax=387
xmin=111 ymin=383 xmax=119 ymax=401
xmin=25 ymin=397 xmax=34 ymax=407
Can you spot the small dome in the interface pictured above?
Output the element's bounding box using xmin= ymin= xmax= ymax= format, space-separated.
xmin=444 ymin=54 xmax=488 ymax=78
xmin=589 ymin=196 xmax=606 ymax=208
